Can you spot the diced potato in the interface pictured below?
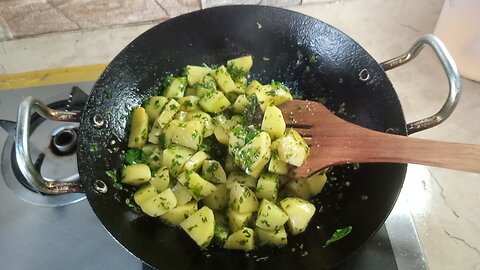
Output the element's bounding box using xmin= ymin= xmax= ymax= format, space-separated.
xmin=177 ymin=170 xmax=218 ymax=200
xmin=199 ymin=91 xmax=231 ymax=113
xmin=234 ymin=79 xmax=247 ymax=94
xmin=227 ymin=55 xmax=253 ymax=76
xmin=234 ymin=131 xmax=271 ymax=178
xmin=144 ymin=96 xmax=168 ymax=122
xmin=164 ymin=119 xmax=204 ymax=150
xmin=228 ymin=124 xmax=247 ymax=155
xmin=255 ymin=226 xmax=288 ymax=247
xmin=150 ymin=167 xmax=170 ymax=192
xmin=174 ymin=111 xmax=188 ymax=122
xmin=178 ymin=96 xmax=201 ymax=112
xmin=171 ymin=182 xmax=193 ymax=206
xmin=232 ymin=94 xmax=249 ymax=114
xmin=185 ymin=86 xmax=197 ymax=96
xmin=280 ymin=197 xmax=316 ymax=235
xmin=141 ymin=144 xmax=157 ymax=157
xmin=285 ymin=178 xmax=311 ymax=200
xmin=214 ymin=115 xmax=243 ymax=145
xmin=255 ymin=199 xmax=289 ymax=230
xmin=184 ymin=151 xmax=210 ymax=172
xmin=157 ymin=99 xmax=180 ymax=128
xmin=277 ymin=128 xmax=310 ymax=167
xmin=305 ymin=171 xmax=327 ymax=196
xmin=148 ymin=120 xmax=164 ymax=145
xmin=163 ymin=77 xmax=187 ymax=98
xmin=203 ymin=183 xmax=228 ymax=210
xmin=255 ymin=173 xmax=280 ymax=202
xmin=180 ymin=206 xmax=215 ymax=249
xmin=185 ymin=65 xmax=212 ymax=85
xmin=122 ymin=164 xmax=151 ymax=186
xmin=261 ymin=105 xmax=286 ymax=139
xmin=195 ymin=75 xmax=217 ymax=97
xmin=202 ymin=160 xmax=227 ymax=183
xmin=140 ymin=188 xmax=177 ymax=217
xmin=211 ymin=65 xmax=240 ymax=94
xmin=128 ymin=107 xmax=149 ymax=148
xmin=227 ymin=209 xmax=252 ymax=233
xmin=162 ymin=144 xmax=195 ymax=176
xmin=147 ymin=147 xmax=163 ymax=169
xmin=186 ymin=111 xmax=215 ymax=138
xmin=268 ymin=141 xmax=288 ymax=175
xmin=224 ymin=227 xmax=254 ymax=251
xmin=255 ymin=83 xmax=293 ymax=111
xmin=133 ymin=182 xmax=157 ymax=205
xmin=226 ymin=172 xmax=257 ymax=189
xmin=229 ymin=182 xmax=259 ymax=213
xmin=236 ymin=76 xmax=248 ymax=87
xmin=224 ymin=154 xmax=237 ymax=173
xmin=245 ymin=80 xmax=263 ymax=96
xmin=160 ymin=201 xmax=198 ymax=225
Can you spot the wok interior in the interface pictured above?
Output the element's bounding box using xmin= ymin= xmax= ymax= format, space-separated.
xmin=78 ymin=6 xmax=407 ymax=270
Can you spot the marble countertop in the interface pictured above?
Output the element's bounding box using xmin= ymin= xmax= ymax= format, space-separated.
xmin=1 ymin=0 xmax=479 ymax=269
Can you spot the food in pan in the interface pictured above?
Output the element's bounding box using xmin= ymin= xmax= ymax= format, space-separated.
xmin=121 ymin=55 xmax=329 ymax=251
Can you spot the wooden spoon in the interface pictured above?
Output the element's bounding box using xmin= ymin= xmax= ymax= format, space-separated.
xmin=277 ymin=100 xmax=480 ymax=178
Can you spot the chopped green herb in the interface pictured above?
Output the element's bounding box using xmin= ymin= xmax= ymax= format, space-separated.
xmin=113 ymin=182 xmax=123 ymax=190
xmin=187 ymin=224 xmax=199 ymax=232
xmin=227 ymin=64 xmax=246 ymax=80
xmin=124 ymin=148 xmax=146 ymax=165
xmin=324 ymin=226 xmax=352 ymax=247
xmin=292 ymin=93 xmax=303 ymax=100
xmin=207 ymin=162 xmax=218 ymax=173
xmin=106 ymin=170 xmax=117 ymax=181
xmin=260 ymin=219 xmax=271 ymax=227
xmin=309 ymin=55 xmax=318 ymax=63
xmin=238 ymin=239 xmax=248 ymax=245
xmin=161 ymin=75 xmax=174 ymax=90
xmin=89 ymin=144 xmax=98 ymax=153
xmin=243 ymin=95 xmax=260 ymax=125
xmin=213 ymin=223 xmax=229 ymax=246
xmin=125 ymin=197 xmax=140 ymax=212
xmin=141 ymin=98 xmax=150 ymax=107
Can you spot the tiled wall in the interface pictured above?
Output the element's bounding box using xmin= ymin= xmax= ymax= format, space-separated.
xmin=0 ymin=0 xmax=330 ymax=41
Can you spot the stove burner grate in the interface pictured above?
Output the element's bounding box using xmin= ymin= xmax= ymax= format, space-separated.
xmin=0 ymin=87 xmax=88 ymax=207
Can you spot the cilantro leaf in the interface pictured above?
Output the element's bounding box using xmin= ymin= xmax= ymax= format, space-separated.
xmin=324 ymin=226 xmax=352 ymax=247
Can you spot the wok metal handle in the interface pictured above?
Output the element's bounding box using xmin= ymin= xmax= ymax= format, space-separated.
xmin=380 ymin=34 xmax=462 ymax=135
xmin=15 ymin=96 xmax=83 ymax=194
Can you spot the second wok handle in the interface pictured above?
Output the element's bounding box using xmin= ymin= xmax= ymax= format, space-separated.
xmin=380 ymin=34 xmax=462 ymax=135
xmin=15 ymin=96 xmax=83 ymax=194
xmin=348 ymin=132 xmax=480 ymax=174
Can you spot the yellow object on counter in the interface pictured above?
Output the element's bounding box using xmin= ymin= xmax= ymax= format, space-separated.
xmin=0 ymin=64 xmax=107 ymax=90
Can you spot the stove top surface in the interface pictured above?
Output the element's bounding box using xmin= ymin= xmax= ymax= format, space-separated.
xmin=0 ymin=82 xmax=427 ymax=270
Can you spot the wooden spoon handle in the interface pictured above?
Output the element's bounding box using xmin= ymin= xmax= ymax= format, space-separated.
xmin=337 ymin=132 xmax=480 ymax=173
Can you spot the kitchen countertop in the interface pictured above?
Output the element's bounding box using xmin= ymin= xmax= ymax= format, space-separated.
xmin=1 ymin=0 xmax=479 ymax=269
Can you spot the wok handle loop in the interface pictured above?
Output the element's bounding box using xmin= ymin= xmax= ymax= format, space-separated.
xmin=15 ymin=96 xmax=83 ymax=194
xmin=380 ymin=34 xmax=462 ymax=135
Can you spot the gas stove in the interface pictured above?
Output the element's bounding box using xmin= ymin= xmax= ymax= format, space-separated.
xmin=0 ymin=82 xmax=427 ymax=270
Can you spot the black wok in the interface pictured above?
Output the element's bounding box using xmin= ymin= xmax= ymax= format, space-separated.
xmin=15 ymin=5 xmax=460 ymax=270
